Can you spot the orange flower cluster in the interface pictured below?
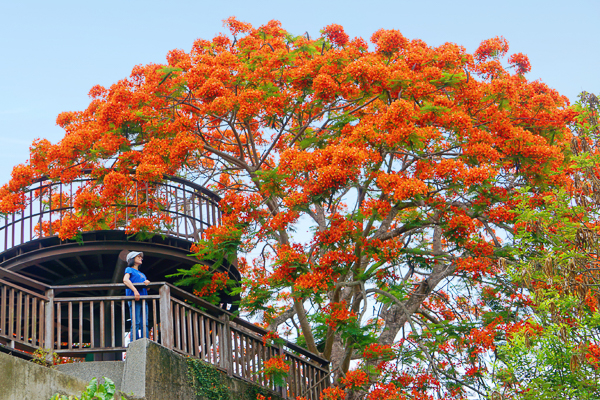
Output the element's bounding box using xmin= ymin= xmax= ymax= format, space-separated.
xmin=508 ymin=52 xmax=532 ymax=74
xmin=322 ymin=24 xmax=349 ymax=47
xmin=363 ymin=343 xmax=395 ymax=361
xmin=125 ymin=216 xmax=162 ymax=234
xmin=294 ymin=270 xmax=333 ymax=294
xmin=193 ymin=271 xmax=229 ymax=297
xmin=474 ymin=36 xmax=509 ymax=63
xmin=586 ymin=344 xmax=600 ymax=369
xmin=262 ymin=355 xmax=290 ymax=376
xmin=269 ymin=244 xmax=306 ymax=284
xmin=341 ymin=369 xmax=369 ymax=390
xmin=323 ymin=301 xmax=357 ymax=329
xmin=262 ymin=330 xmax=280 ymax=346
xmin=376 ymin=173 xmax=428 ymax=202
xmin=321 ymin=386 xmax=346 ymax=400
xmin=366 ymin=383 xmax=401 ymax=400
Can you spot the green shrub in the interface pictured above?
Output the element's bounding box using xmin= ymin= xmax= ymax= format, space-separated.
xmin=49 ymin=377 xmax=115 ymax=400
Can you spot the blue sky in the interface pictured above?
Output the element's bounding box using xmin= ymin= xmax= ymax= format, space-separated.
xmin=0 ymin=0 xmax=598 ymax=183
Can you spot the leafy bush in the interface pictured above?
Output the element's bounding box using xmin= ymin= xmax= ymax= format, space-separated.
xmin=49 ymin=377 xmax=115 ymax=400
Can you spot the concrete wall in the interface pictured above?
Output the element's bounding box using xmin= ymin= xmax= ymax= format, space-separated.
xmin=0 ymin=352 xmax=88 ymax=400
xmin=56 ymin=361 xmax=125 ymax=391
xmin=122 ymin=339 xmax=196 ymax=399
xmin=1 ymin=340 xmax=283 ymax=400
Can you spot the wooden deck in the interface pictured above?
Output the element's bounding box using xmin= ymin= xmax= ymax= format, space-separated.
xmin=0 ymin=279 xmax=330 ymax=399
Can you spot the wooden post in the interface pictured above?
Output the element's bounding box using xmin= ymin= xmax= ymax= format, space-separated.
xmin=159 ymin=284 xmax=173 ymax=349
xmin=220 ymin=314 xmax=233 ymax=377
xmin=278 ymin=343 xmax=288 ymax=399
xmin=44 ymin=289 xmax=54 ymax=356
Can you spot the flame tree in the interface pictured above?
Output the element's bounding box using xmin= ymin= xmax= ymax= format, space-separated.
xmin=0 ymin=19 xmax=581 ymax=399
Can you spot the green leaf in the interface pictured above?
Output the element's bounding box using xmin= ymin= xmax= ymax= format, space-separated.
xmin=85 ymin=378 xmax=98 ymax=397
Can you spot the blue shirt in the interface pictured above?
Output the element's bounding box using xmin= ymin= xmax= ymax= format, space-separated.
xmin=124 ymin=267 xmax=148 ymax=297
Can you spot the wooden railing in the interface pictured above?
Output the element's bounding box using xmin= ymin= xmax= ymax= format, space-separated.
xmin=164 ymin=285 xmax=330 ymax=399
xmin=0 ymin=279 xmax=46 ymax=350
xmin=0 ymin=279 xmax=330 ymax=399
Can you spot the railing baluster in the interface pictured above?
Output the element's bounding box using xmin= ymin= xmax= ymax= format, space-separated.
xmin=175 ymin=187 xmax=179 ymax=238
xmin=199 ymin=314 xmax=206 ymax=361
xmin=174 ymin=302 xmax=180 ymax=350
xmin=111 ymin=300 xmax=115 ymax=348
xmin=0 ymin=285 xmax=5 ymax=336
xmin=196 ymin=313 xmax=203 ymax=359
xmin=100 ymin=300 xmax=104 ymax=348
xmin=29 ymin=191 xmax=33 ymax=242
xmin=193 ymin=312 xmax=199 ymax=357
xmin=304 ymin=364 xmax=310 ymax=400
xmin=59 ymin=182 xmax=63 ymax=225
xmin=90 ymin=301 xmax=94 ymax=348
xmin=211 ymin=319 xmax=218 ymax=365
xmin=159 ymin=285 xmax=172 ymax=349
xmin=24 ymin=294 xmax=30 ymax=345
xmin=39 ymin=299 xmax=45 ymax=348
xmin=131 ymin=300 xmax=136 ymax=342
xmin=152 ymin=299 xmax=157 ymax=342
xmin=221 ymin=319 xmax=227 ymax=366
xmin=231 ymin=330 xmax=237 ymax=376
xmin=79 ymin=301 xmax=83 ymax=349
xmin=241 ymin=332 xmax=247 ymax=379
xmin=142 ymin=299 xmax=147 ymax=341
xmin=16 ymin=291 xmax=22 ymax=343
xmin=32 ymin=295 xmax=37 ymax=346
xmin=187 ymin=308 xmax=193 ymax=356
xmin=205 ymin=318 xmax=211 ymax=363
xmin=56 ymin=302 xmax=61 ymax=350
xmin=251 ymin=337 xmax=257 ymax=382
xmin=7 ymin=288 xmax=14 ymax=345
xmin=68 ymin=301 xmax=72 ymax=350
xmin=263 ymin=341 xmax=269 ymax=386
xmin=121 ymin=300 xmax=125 ymax=348
xmin=291 ymin=358 xmax=298 ymax=398
xmin=11 ymin=212 xmax=15 ymax=249
xmin=48 ymin=185 xmax=52 ymax=236
xmin=21 ymin=204 xmax=25 ymax=245
xmin=211 ymin=203 xmax=216 ymax=229
xmin=180 ymin=304 xmax=186 ymax=353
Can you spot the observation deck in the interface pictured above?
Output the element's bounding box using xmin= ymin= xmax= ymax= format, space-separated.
xmin=0 ymin=173 xmax=240 ymax=306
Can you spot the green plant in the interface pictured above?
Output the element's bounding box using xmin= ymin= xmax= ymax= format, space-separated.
xmin=49 ymin=377 xmax=116 ymax=400
xmin=187 ymin=358 xmax=230 ymax=400
xmin=31 ymin=347 xmax=59 ymax=367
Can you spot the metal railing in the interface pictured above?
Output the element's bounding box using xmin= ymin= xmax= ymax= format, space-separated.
xmin=0 ymin=279 xmax=330 ymax=399
xmin=0 ymin=173 xmax=222 ymax=253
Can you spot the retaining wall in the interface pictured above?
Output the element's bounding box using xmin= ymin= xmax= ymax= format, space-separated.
xmin=0 ymin=351 xmax=88 ymax=400
xmin=0 ymin=339 xmax=283 ymax=400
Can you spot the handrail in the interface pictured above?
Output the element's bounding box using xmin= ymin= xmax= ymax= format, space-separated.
xmin=52 ymin=282 xmax=165 ymax=294
xmin=0 ymin=279 xmax=48 ymax=301
xmin=0 ymin=266 xmax=49 ymax=292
